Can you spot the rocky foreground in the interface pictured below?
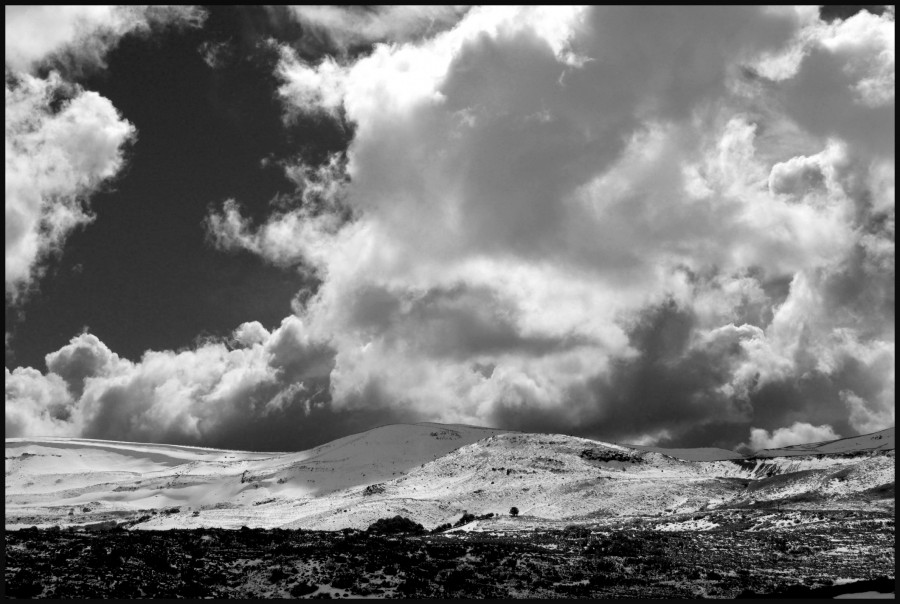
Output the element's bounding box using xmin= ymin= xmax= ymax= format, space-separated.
xmin=4 ymin=508 xmax=894 ymax=599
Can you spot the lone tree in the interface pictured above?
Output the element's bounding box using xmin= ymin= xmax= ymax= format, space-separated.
xmin=509 ymin=506 xmax=519 ymax=517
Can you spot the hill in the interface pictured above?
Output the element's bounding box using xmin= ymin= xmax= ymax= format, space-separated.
xmin=5 ymin=424 xmax=893 ymax=531
xmin=752 ymin=427 xmax=894 ymax=457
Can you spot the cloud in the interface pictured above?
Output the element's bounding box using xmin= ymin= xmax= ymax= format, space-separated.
xmin=209 ymin=6 xmax=891 ymax=448
xmin=4 ymin=5 xmax=205 ymax=302
xmin=11 ymin=7 xmax=893 ymax=450
xmin=772 ymin=9 xmax=895 ymax=156
xmin=205 ymin=153 xmax=351 ymax=272
xmin=283 ymin=6 xmax=470 ymax=53
xmin=4 ymin=5 xmax=206 ymax=74
xmin=5 ymin=367 xmax=74 ymax=437
xmin=747 ymin=422 xmax=841 ymax=451
xmin=5 ymin=72 xmax=136 ymax=300
xmin=45 ymin=332 xmax=123 ymax=399
xmin=842 ymin=388 xmax=895 ymax=436
xmin=5 ymin=319 xmax=349 ymax=450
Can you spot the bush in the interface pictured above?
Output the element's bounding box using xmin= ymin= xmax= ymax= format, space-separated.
xmin=290 ymin=582 xmax=317 ymax=597
xmin=332 ymin=574 xmax=355 ymax=589
xmin=431 ymin=523 xmax=452 ymax=533
xmin=509 ymin=507 xmax=519 ymax=517
xmin=269 ymin=567 xmax=290 ymax=583
xmin=363 ymin=483 xmax=386 ymax=496
xmin=366 ymin=515 xmax=426 ymax=535
xmin=453 ymin=511 xmax=477 ymax=527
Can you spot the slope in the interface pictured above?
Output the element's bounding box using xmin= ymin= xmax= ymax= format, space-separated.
xmin=5 ymin=424 xmax=894 ymax=532
xmin=753 ymin=427 xmax=895 ymax=457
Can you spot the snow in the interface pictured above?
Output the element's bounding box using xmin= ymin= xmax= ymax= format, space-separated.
xmin=5 ymin=424 xmax=894 ymax=531
xmin=656 ymin=518 xmax=719 ymax=532
xmin=629 ymin=446 xmax=745 ymax=462
xmin=754 ymin=427 xmax=894 ymax=457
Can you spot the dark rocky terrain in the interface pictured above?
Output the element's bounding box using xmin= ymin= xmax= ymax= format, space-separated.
xmin=5 ymin=508 xmax=894 ymax=599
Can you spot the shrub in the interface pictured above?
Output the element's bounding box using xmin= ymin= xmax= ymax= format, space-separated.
xmin=366 ymin=515 xmax=426 ymax=535
xmin=454 ymin=511 xmax=476 ymax=527
xmin=332 ymin=574 xmax=355 ymax=589
xmin=269 ymin=567 xmax=290 ymax=583
xmin=290 ymin=582 xmax=317 ymax=597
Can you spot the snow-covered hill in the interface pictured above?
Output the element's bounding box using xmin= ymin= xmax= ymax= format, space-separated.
xmin=628 ymin=445 xmax=745 ymax=461
xmin=5 ymin=424 xmax=893 ymax=531
xmin=753 ymin=427 xmax=894 ymax=457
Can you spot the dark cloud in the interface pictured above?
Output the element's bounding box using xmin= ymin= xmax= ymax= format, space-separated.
xmin=490 ymin=300 xmax=752 ymax=446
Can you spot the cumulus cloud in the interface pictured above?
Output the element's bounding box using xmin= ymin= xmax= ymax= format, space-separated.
xmin=770 ymin=8 xmax=895 ymax=156
xmin=210 ymin=6 xmax=891 ymax=447
xmin=5 ymin=367 xmax=74 ymax=438
xmin=205 ymin=153 xmax=351 ymax=272
xmin=5 ymin=72 xmax=135 ymax=300
xmin=11 ymin=6 xmax=894 ymax=450
xmin=4 ymin=320 xmax=353 ymax=450
xmin=747 ymin=422 xmax=841 ymax=451
xmin=4 ymin=5 xmax=205 ymax=302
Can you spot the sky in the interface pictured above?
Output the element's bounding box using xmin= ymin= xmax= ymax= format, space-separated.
xmin=5 ymin=5 xmax=895 ymax=452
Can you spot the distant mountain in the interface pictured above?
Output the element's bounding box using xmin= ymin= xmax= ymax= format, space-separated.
xmin=5 ymin=424 xmax=893 ymax=531
xmin=752 ymin=427 xmax=895 ymax=457
xmin=627 ymin=427 xmax=895 ymax=461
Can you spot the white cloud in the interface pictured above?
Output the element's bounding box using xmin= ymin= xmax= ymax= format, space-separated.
xmin=4 ymin=5 xmax=205 ymax=302
xmin=285 ymin=6 xmax=470 ymax=52
xmin=11 ymin=6 xmax=894 ymax=449
xmin=5 ymin=72 xmax=135 ymax=300
xmin=774 ymin=8 xmax=895 ymax=158
xmin=842 ymin=388 xmax=895 ymax=436
xmin=5 ymin=6 xmax=205 ymax=302
xmin=5 ymin=5 xmax=206 ymax=73
xmin=817 ymin=9 xmax=895 ymax=108
xmin=5 ymin=318 xmax=337 ymax=446
xmin=747 ymin=422 xmax=841 ymax=450
xmin=203 ymin=6 xmax=895 ymax=446
xmin=5 ymin=367 xmax=75 ymax=437
xmin=205 ymin=154 xmax=350 ymax=272
xmin=232 ymin=321 xmax=271 ymax=348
